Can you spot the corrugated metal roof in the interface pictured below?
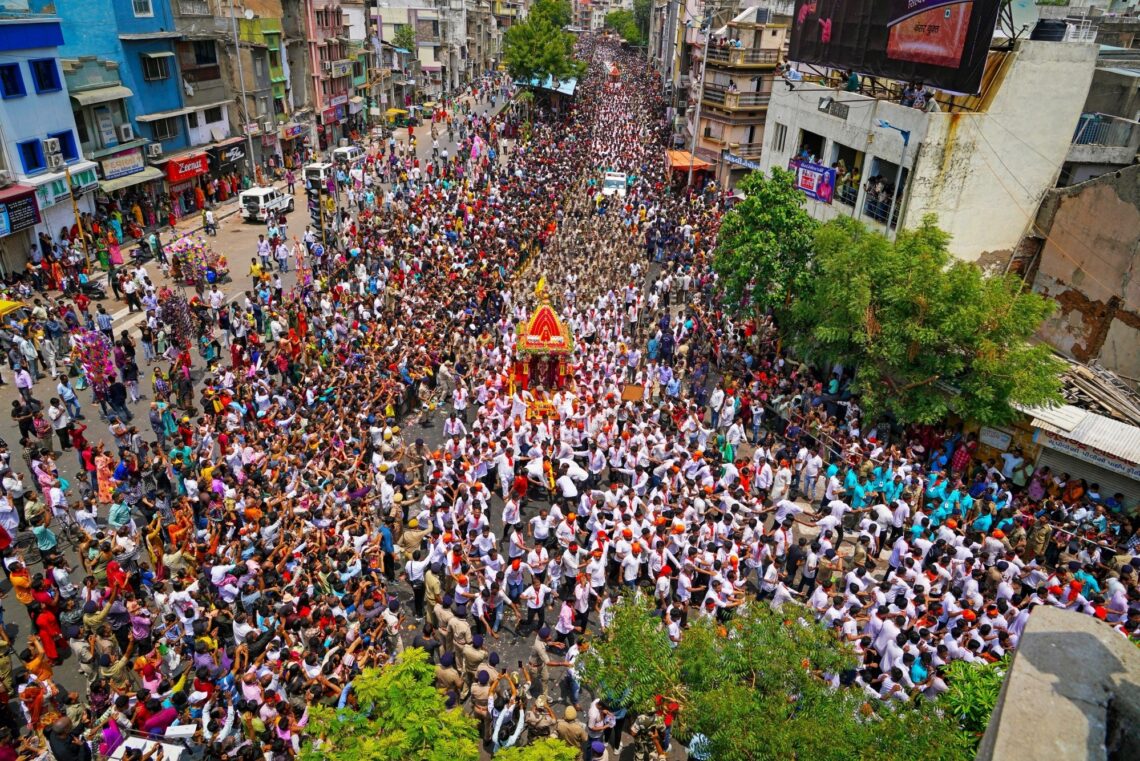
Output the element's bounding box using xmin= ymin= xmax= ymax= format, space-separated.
xmin=1029 ymin=404 xmax=1140 ymax=466
xmin=1022 ymin=403 xmax=1087 ymax=433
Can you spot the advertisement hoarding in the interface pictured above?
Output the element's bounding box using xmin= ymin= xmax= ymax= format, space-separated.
xmin=788 ymin=0 xmax=1003 ymax=95
xmin=788 ymin=159 xmax=836 ymax=204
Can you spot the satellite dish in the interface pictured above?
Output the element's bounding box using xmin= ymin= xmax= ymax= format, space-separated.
xmin=244 ymin=8 xmax=255 ymax=20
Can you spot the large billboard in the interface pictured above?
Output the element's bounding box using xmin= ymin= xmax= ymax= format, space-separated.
xmin=789 ymin=0 xmax=1003 ymax=95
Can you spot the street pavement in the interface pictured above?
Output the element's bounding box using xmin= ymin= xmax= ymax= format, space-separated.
xmin=0 ymin=95 xmax=509 ymax=693
xmin=1 ymin=90 xmax=696 ymax=758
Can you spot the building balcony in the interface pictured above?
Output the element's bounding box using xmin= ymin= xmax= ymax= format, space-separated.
xmin=177 ymin=0 xmax=212 ymax=16
xmin=704 ymin=47 xmax=779 ymax=68
xmin=702 ymin=84 xmax=771 ymax=111
xmin=1067 ymin=112 xmax=1140 ymax=166
xmin=728 ymin=141 xmax=763 ymax=159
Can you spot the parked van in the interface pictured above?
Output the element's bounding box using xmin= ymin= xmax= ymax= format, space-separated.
xmin=331 ymin=145 xmax=364 ymax=166
xmin=303 ymin=162 xmax=334 ymax=193
xmin=239 ymin=186 xmax=294 ymax=222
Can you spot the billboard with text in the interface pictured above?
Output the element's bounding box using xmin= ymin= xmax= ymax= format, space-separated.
xmin=789 ymin=0 xmax=1003 ymax=94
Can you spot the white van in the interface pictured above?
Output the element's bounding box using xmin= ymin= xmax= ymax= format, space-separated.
xmin=332 ymin=145 xmax=364 ymax=166
xmin=239 ymin=186 xmax=294 ymax=222
xmin=304 ymin=162 xmax=334 ymax=192
xmin=602 ymin=171 xmax=628 ymax=198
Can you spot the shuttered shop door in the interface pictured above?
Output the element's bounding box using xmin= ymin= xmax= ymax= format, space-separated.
xmin=1035 ymin=447 xmax=1140 ymax=511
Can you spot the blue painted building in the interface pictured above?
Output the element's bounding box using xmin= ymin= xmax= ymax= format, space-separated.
xmin=0 ymin=10 xmax=100 ymax=274
xmin=32 ymin=0 xmax=189 ymax=151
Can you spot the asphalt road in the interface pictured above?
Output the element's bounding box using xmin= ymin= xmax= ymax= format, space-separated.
xmin=0 ymin=90 xmax=690 ymax=759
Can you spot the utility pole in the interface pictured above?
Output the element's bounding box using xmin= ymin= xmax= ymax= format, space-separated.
xmin=687 ymin=11 xmax=712 ymax=188
xmin=64 ymin=162 xmax=92 ymax=268
xmin=229 ymin=0 xmax=258 ymax=181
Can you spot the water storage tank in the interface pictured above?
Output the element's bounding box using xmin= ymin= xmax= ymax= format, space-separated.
xmin=1030 ymin=19 xmax=1068 ymax=42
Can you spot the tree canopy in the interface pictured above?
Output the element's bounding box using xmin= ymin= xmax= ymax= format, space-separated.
xmin=713 ymin=168 xmax=1063 ymax=425
xmin=579 ymin=597 xmax=974 ymax=761
xmin=789 ymin=214 xmax=1063 ymax=424
xmin=634 ymin=0 xmax=652 ymax=40
xmin=503 ymin=0 xmax=585 ymax=83
xmin=605 ymin=10 xmax=644 ymax=45
xmin=392 ymin=24 xmax=417 ymax=53
xmin=713 ymin=167 xmax=818 ymax=317
xmin=299 ymin=648 xmax=480 ymax=761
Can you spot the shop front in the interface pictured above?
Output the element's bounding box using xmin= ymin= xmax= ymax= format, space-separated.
xmin=97 ymin=147 xmax=168 ymax=231
xmin=347 ymin=95 xmax=366 ymax=134
xmin=278 ymin=122 xmax=308 ymax=169
xmin=261 ymin=130 xmax=280 ymax=177
xmin=160 ymin=150 xmax=210 ymax=220
xmin=1029 ymin=405 xmax=1140 ymax=512
xmin=29 ymin=161 xmax=99 ymax=245
xmin=319 ymin=95 xmax=349 ymax=150
xmin=0 ymin=184 xmax=42 ymax=276
xmin=207 ymin=138 xmax=247 ymax=201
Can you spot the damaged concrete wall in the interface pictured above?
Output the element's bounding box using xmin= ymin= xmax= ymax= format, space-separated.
xmin=1030 ymin=164 xmax=1140 ymax=382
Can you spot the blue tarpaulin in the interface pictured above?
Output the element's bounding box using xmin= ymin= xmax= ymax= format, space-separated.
xmin=515 ymin=76 xmax=578 ymax=97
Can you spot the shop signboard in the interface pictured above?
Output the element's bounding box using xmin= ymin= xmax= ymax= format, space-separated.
xmin=1035 ymin=429 xmax=1140 ymax=481
xmin=0 ymin=189 xmax=41 ymax=237
xmin=166 ymin=153 xmax=209 ymax=184
xmin=101 ymin=148 xmax=146 ymax=180
xmin=788 ymin=159 xmax=836 ymax=204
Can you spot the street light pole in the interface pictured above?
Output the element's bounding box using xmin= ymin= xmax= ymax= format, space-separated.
xmin=63 ymin=162 xmax=92 ymax=268
xmin=878 ymin=120 xmax=911 ymax=240
xmin=687 ymin=13 xmax=712 ymax=188
xmin=229 ymin=0 xmax=258 ymax=182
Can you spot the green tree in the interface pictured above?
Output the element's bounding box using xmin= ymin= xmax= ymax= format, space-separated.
xmin=392 ymin=24 xmax=417 ymax=53
xmin=713 ymin=167 xmax=818 ymax=317
xmin=605 ymin=9 xmax=644 ymax=44
xmin=577 ymin=595 xmax=681 ymax=715
xmin=493 ymin=737 xmax=580 ymax=761
xmin=582 ymin=599 xmax=973 ymax=761
xmin=789 ymin=214 xmax=1063 ymax=424
xmin=300 ymin=648 xmax=480 ymax=761
xmin=634 ymin=0 xmax=652 ymax=39
xmin=944 ymin=657 xmax=1009 ymax=740
xmin=503 ymin=1 xmax=585 ymax=84
xmin=532 ymin=0 xmax=572 ymax=27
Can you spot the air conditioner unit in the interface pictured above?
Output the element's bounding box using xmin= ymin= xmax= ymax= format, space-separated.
xmin=118 ymin=123 xmax=135 ymax=142
xmin=47 ymin=153 xmax=65 ymax=170
xmin=146 ymin=143 xmax=164 ymax=158
xmin=0 ymin=169 xmax=12 ymax=187
xmin=42 ymin=137 xmax=61 ymax=155
xmin=264 ymin=120 xmax=276 ymax=134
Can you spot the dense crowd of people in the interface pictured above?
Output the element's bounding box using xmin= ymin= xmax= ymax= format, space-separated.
xmin=0 ymin=33 xmax=1136 ymax=761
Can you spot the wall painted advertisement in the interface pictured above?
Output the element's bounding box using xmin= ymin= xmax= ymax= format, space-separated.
xmin=788 ymin=0 xmax=1003 ymax=94
xmin=788 ymin=159 xmax=836 ymax=203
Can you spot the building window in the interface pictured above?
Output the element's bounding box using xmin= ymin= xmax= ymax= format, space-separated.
xmin=142 ymin=55 xmax=170 ymax=81
xmin=254 ymin=57 xmax=264 ymax=78
xmin=187 ymin=111 xmax=199 ymax=128
xmin=204 ymin=106 xmax=223 ymax=123
xmin=0 ymin=64 xmax=25 ymax=99
xmin=133 ymin=0 xmax=154 ymax=17
xmin=17 ymin=139 xmax=45 ymax=174
xmin=152 ymin=117 xmax=179 ymax=141
xmin=193 ymin=41 xmax=217 ymax=66
xmin=353 ymin=61 xmax=363 ymax=78
xmin=257 ymin=97 xmax=268 ymax=116
xmin=47 ymin=130 xmax=78 ymax=161
xmin=772 ymin=122 xmax=787 ymax=153
xmin=30 ymin=59 xmax=61 ymax=93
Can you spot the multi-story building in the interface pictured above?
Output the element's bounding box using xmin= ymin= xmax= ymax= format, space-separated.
xmin=493 ymin=0 xmax=524 ymax=34
xmin=300 ymin=0 xmax=354 ymax=147
xmin=758 ymin=37 xmax=1098 ymax=263
xmin=0 ymin=10 xmax=100 ymax=270
xmin=687 ymin=5 xmax=788 ymax=189
xmin=371 ymin=0 xmax=444 ymax=98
